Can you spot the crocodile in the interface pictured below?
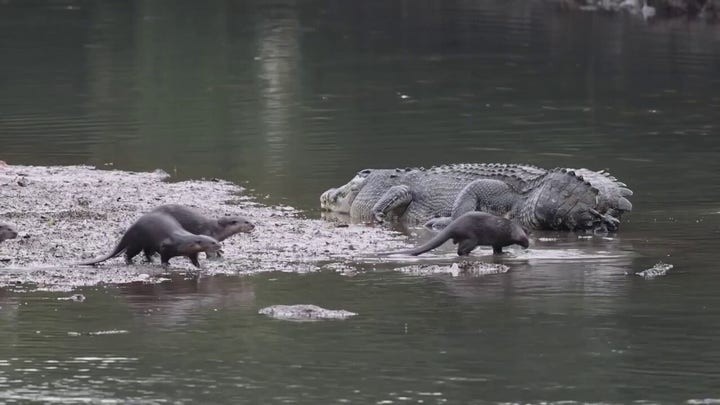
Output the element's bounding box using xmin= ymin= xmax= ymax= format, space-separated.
xmin=319 ymin=163 xmax=633 ymax=232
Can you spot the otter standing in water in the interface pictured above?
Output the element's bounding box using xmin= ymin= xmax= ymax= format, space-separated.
xmin=78 ymin=212 xmax=221 ymax=267
xmin=381 ymin=212 xmax=529 ymax=256
xmin=0 ymin=222 xmax=18 ymax=243
xmin=151 ymin=204 xmax=254 ymax=257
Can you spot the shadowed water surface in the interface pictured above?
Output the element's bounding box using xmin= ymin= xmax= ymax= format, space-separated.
xmin=1 ymin=0 xmax=720 ymax=403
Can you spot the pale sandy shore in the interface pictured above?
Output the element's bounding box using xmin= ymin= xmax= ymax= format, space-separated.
xmin=0 ymin=164 xmax=406 ymax=291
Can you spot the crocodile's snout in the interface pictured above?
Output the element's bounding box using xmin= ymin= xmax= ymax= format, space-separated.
xmin=320 ymin=186 xmax=357 ymax=214
xmin=320 ymin=188 xmax=338 ymax=209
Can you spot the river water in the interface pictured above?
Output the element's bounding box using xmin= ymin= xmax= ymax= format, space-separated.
xmin=2 ymin=1 xmax=720 ymax=403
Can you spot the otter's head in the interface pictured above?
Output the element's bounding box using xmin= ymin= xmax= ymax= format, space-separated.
xmin=320 ymin=169 xmax=373 ymax=213
xmin=0 ymin=223 xmax=18 ymax=243
xmin=217 ymin=216 xmax=254 ymax=240
xmin=174 ymin=235 xmax=221 ymax=254
xmin=511 ymin=223 xmax=530 ymax=249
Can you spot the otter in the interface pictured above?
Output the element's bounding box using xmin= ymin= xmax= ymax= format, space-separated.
xmin=151 ymin=204 xmax=254 ymax=241
xmin=151 ymin=204 xmax=254 ymax=257
xmin=78 ymin=212 xmax=221 ymax=267
xmin=381 ymin=212 xmax=529 ymax=256
xmin=0 ymin=222 xmax=18 ymax=243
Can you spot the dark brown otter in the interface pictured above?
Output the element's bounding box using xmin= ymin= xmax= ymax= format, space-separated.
xmin=381 ymin=211 xmax=529 ymax=256
xmin=78 ymin=212 xmax=221 ymax=267
xmin=151 ymin=204 xmax=254 ymax=257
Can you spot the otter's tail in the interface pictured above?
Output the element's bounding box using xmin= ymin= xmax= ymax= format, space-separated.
xmin=77 ymin=238 xmax=127 ymax=266
xmin=378 ymin=228 xmax=453 ymax=257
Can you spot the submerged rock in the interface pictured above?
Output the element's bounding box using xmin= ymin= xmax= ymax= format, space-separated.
xmin=57 ymin=294 xmax=86 ymax=302
xmin=551 ymin=0 xmax=719 ymax=19
xmin=398 ymin=261 xmax=510 ymax=277
xmin=258 ymin=304 xmax=358 ymax=321
xmin=635 ymin=262 xmax=673 ymax=278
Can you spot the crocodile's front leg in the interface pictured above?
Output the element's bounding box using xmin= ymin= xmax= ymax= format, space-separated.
xmin=371 ymin=185 xmax=413 ymax=223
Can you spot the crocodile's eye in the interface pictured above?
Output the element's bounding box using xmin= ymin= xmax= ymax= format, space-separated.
xmin=359 ymin=169 xmax=371 ymax=176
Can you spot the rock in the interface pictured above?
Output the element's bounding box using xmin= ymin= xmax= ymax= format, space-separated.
xmin=635 ymin=262 xmax=673 ymax=278
xmin=398 ymin=261 xmax=510 ymax=277
xmin=258 ymin=304 xmax=358 ymax=321
xmin=57 ymin=294 xmax=86 ymax=302
xmin=551 ymin=0 xmax=716 ymax=18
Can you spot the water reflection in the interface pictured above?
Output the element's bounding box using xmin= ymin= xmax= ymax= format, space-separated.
xmin=256 ymin=3 xmax=301 ymax=175
xmin=118 ymin=274 xmax=257 ymax=329
xmin=2 ymin=0 xmax=720 ymax=402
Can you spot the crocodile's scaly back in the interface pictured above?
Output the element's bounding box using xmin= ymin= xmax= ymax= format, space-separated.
xmin=342 ymin=164 xmax=550 ymax=223
xmin=321 ymin=163 xmax=633 ymax=232
xmin=428 ymin=163 xmax=547 ymax=192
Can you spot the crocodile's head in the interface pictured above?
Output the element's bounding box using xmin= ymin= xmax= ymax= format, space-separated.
xmin=320 ymin=169 xmax=373 ymax=213
xmin=321 ymin=169 xmax=409 ymax=219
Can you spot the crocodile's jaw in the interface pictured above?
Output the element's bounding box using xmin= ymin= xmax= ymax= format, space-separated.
xmin=320 ymin=187 xmax=353 ymax=213
xmin=320 ymin=174 xmax=367 ymax=213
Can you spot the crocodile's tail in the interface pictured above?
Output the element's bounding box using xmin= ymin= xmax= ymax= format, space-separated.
xmin=518 ymin=169 xmax=630 ymax=232
xmin=571 ymin=168 xmax=633 ymax=217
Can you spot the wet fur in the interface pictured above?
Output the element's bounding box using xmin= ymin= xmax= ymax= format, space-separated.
xmin=151 ymin=204 xmax=254 ymax=258
xmin=381 ymin=212 xmax=529 ymax=256
xmin=152 ymin=204 xmax=254 ymax=241
xmin=78 ymin=212 xmax=221 ymax=267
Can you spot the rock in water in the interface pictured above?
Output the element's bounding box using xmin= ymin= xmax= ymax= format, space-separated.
xmin=635 ymin=262 xmax=673 ymax=278
xmin=258 ymin=304 xmax=357 ymax=321
xmin=399 ymin=261 xmax=510 ymax=277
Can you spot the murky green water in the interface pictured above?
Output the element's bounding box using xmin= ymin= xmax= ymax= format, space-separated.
xmin=2 ymin=0 xmax=720 ymax=403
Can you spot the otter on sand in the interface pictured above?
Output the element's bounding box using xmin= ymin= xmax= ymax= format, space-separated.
xmin=78 ymin=212 xmax=221 ymax=267
xmin=380 ymin=212 xmax=529 ymax=256
xmin=152 ymin=204 xmax=254 ymax=241
xmin=151 ymin=204 xmax=254 ymax=257
xmin=0 ymin=222 xmax=18 ymax=243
